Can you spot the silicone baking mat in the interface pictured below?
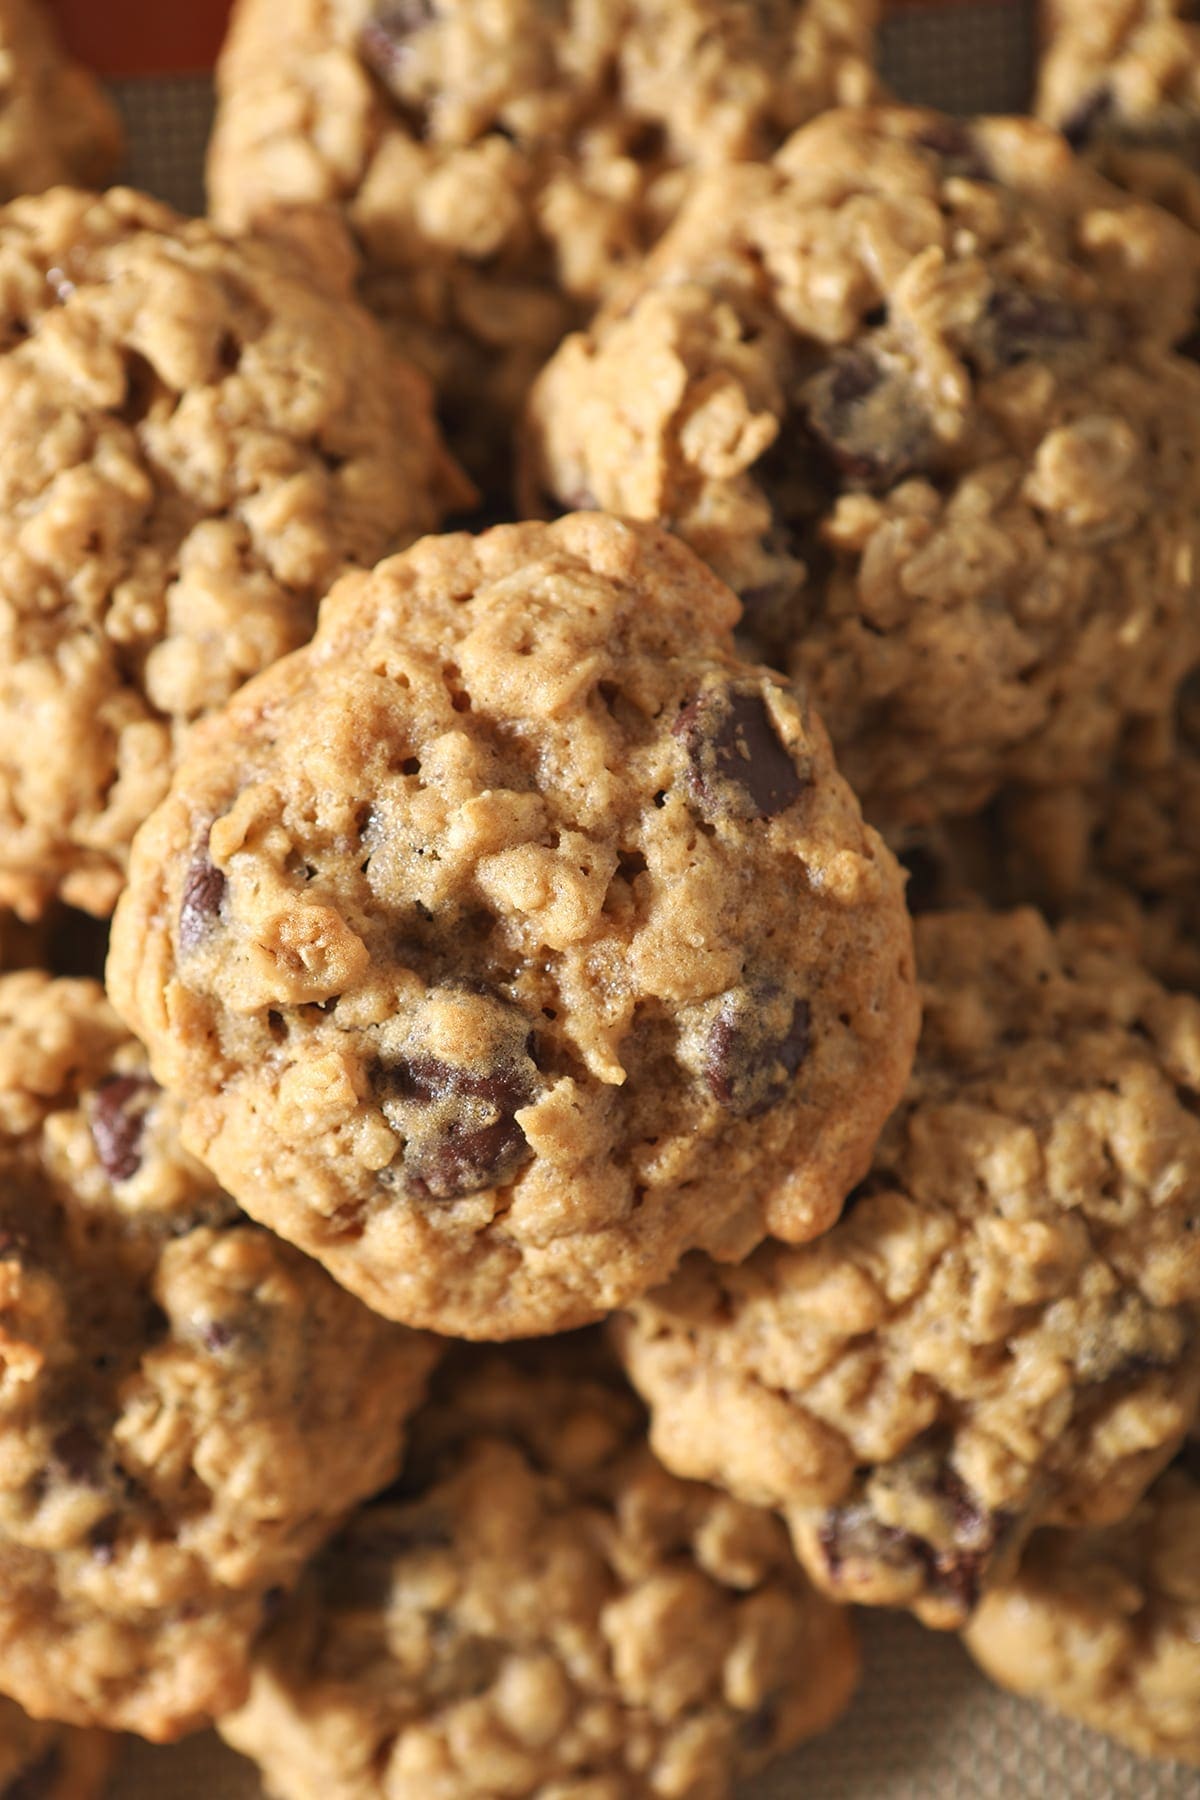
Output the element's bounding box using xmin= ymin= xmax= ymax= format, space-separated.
xmin=38 ymin=0 xmax=1200 ymax=1792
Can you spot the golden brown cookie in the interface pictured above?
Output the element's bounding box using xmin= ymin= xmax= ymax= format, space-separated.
xmin=0 ymin=185 xmax=467 ymax=922
xmin=1039 ymin=0 xmax=1200 ymax=227
xmin=220 ymin=1343 xmax=859 ymax=1800
xmin=525 ymin=106 xmax=1200 ymax=829
xmin=616 ymin=907 xmax=1200 ymax=1629
xmin=0 ymin=0 xmax=122 ymax=199
xmin=0 ymin=970 xmax=439 ymax=1740
xmin=207 ymin=0 xmax=881 ymax=488
xmin=966 ymin=1441 xmax=1200 ymax=1766
xmin=107 ymin=514 xmax=918 ymax=1338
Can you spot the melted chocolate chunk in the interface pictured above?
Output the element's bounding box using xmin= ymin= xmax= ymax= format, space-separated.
xmin=178 ymin=850 xmax=225 ymax=954
xmin=1060 ymin=86 xmax=1115 ymax=151
xmin=51 ymin=1422 xmax=103 ymax=1487
xmin=802 ymin=347 xmax=931 ymax=492
xmin=5 ymin=1746 xmax=64 ymax=1800
xmin=90 ymin=1073 xmax=157 ymax=1182
xmin=705 ymin=990 xmax=810 ymax=1118
xmin=673 ymin=685 xmax=808 ymax=822
xmin=376 ymin=1001 xmax=540 ymax=1203
xmin=360 ymin=1 xmax=437 ymax=88
xmin=914 ymin=119 xmax=993 ymax=182
xmin=982 ymin=288 xmax=1082 ymax=369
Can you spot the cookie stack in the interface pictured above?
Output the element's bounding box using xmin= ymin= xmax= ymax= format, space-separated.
xmin=0 ymin=1 xmax=1196 ymax=1796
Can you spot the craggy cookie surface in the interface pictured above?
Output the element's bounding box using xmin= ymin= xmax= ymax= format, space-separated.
xmin=617 ymin=908 xmax=1200 ymax=1628
xmin=0 ymin=1699 xmax=111 ymax=1800
xmin=526 ymin=106 xmax=1200 ymax=827
xmin=0 ymin=185 xmax=466 ymax=921
xmin=0 ymin=0 xmax=122 ymax=199
xmin=108 ymin=514 xmax=917 ymax=1338
xmin=966 ymin=1443 xmax=1200 ymax=1766
xmin=0 ymin=971 xmax=438 ymax=1740
xmin=220 ymin=1345 xmax=859 ymax=1800
xmin=1039 ymin=0 xmax=1200 ymax=226
xmin=208 ymin=0 xmax=881 ymax=485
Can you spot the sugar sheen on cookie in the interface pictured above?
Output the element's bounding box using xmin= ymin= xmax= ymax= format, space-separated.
xmin=108 ymin=514 xmax=918 ymax=1338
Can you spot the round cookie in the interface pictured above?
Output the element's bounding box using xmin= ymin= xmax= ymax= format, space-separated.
xmin=207 ymin=0 xmax=881 ymax=487
xmin=966 ymin=1441 xmax=1200 ymax=1766
xmin=615 ymin=907 xmax=1200 ymax=1629
xmin=525 ymin=105 xmax=1200 ymax=828
xmin=108 ymin=513 xmax=918 ymax=1338
xmin=0 ymin=184 xmax=468 ymax=922
xmin=219 ymin=1343 xmax=859 ymax=1800
xmin=0 ymin=0 xmax=122 ymax=200
xmin=1039 ymin=0 xmax=1200 ymax=229
xmin=0 ymin=970 xmax=439 ymax=1740
xmin=0 ymin=1702 xmax=111 ymax=1800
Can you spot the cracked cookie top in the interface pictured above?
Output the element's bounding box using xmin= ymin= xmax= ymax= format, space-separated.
xmin=0 ymin=184 xmax=467 ymax=922
xmin=107 ymin=513 xmax=917 ymax=1338
xmin=207 ymin=0 xmax=881 ymax=487
xmin=0 ymin=970 xmax=438 ymax=1741
xmin=220 ymin=1343 xmax=859 ymax=1800
xmin=966 ymin=1440 xmax=1200 ymax=1766
xmin=616 ymin=907 xmax=1200 ymax=1628
xmin=525 ymin=105 xmax=1200 ymax=827
xmin=0 ymin=0 xmax=122 ymax=200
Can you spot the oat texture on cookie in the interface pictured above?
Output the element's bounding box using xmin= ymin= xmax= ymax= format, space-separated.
xmin=1039 ymin=0 xmax=1200 ymax=226
xmin=220 ymin=1342 xmax=859 ymax=1800
xmin=0 ymin=185 xmax=467 ymax=923
xmin=207 ymin=0 xmax=881 ymax=485
xmin=616 ymin=907 xmax=1200 ymax=1629
xmin=107 ymin=514 xmax=918 ymax=1339
xmin=966 ymin=1440 xmax=1200 ymax=1766
xmin=526 ymin=106 xmax=1200 ymax=828
xmin=0 ymin=0 xmax=122 ymax=199
xmin=0 ymin=970 xmax=439 ymax=1741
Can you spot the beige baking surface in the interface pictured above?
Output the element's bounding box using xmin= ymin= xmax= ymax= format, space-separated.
xmin=96 ymin=2 xmax=1200 ymax=1794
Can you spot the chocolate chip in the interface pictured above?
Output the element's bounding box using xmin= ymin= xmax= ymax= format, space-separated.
xmin=1060 ymin=86 xmax=1115 ymax=150
xmin=801 ymin=348 xmax=932 ymax=492
xmin=179 ymin=849 xmax=225 ymax=954
xmin=5 ymin=1746 xmax=64 ymax=1800
xmin=387 ymin=1055 xmax=534 ymax=1201
xmin=51 ymin=1422 xmax=103 ymax=1487
xmin=90 ymin=1073 xmax=157 ymax=1182
xmin=89 ymin=1516 xmax=120 ymax=1565
xmin=673 ymin=684 xmax=808 ymax=823
xmin=202 ymin=1319 xmax=236 ymax=1353
xmin=982 ymin=288 xmax=1082 ymax=369
xmin=914 ymin=119 xmax=992 ymax=182
xmin=359 ymin=1 xmax=437 ymax=89
xmin=705 ymin=990 xmax=810 ymax=1118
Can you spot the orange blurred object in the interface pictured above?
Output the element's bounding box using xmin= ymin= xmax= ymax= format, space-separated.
xmin=46 ymin=0 xmax=234 ymax=75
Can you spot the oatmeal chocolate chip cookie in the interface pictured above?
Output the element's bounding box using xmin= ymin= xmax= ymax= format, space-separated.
xmin=0 ymin=970 xmax=439 ymax=1741
xmin=966 ymin=1440 xmax=1200 ymax=1766
xmin=220 ymin=1343 xmax=859 ymax=1800
xmin=107 ymin=513 xmax=918 ymax=1339
xmin=207 ymin=0 xmax=881 ymax=487
xmin=1039 ymin=0 xmax=1200 ymax=228
xmin=0 ymin=0 xmax=122 ymax=200
xmin=0 ymin=185 xmax=468 ymax=923
xmin=525 ymin=106 xmax=1200 ymax=827
xmin=0 ymin=1702 xmax=111 ymax=1800
xmin=615 ymin=907 xmax=1200 ymax=1630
